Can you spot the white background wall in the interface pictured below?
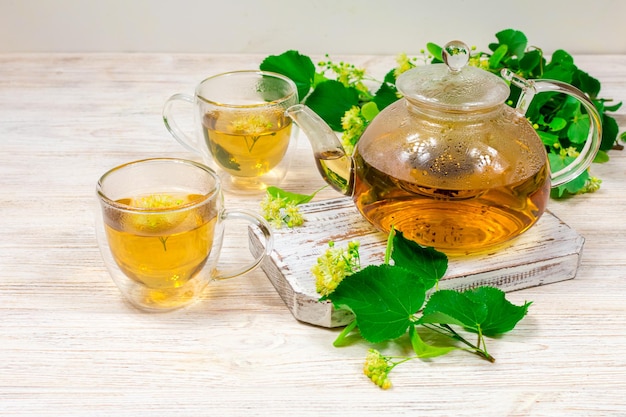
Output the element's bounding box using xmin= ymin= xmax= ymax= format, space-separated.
xmin=1 ymin=0 xmax=623 ymax=55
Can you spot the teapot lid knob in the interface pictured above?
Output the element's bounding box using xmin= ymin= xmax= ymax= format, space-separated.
xmin=396 ymin=39 xmax=510 ymax=111
xmin=442 ymin=40 xmax=470 ymax=73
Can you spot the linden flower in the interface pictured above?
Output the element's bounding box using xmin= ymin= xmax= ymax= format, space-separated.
xmin=363 ymin=349 xmax=392 ymax=390
xmin=129 ymin=194 xmax=186 ymax=233
xmin=134 ymin=194 xmax=184 ymax=209
xmin=230 ymin=114 xmax=273 ymax=135
xmin=318 ymin=58 xmax=367 ymax=90
xmin=340 ymin=106 xmax=367 ymax=156
xmin=562 ymin=146 xmax=580 ymax=158
xmin=312 ymin=241 xmax=360 ymax=297
xmin=581 ymin=176 xmax=602 ymax=193
xmin=394 ymin=52 xmax=416 ymax=77
xmin=260 ymin=194 xmax=304 ymax=229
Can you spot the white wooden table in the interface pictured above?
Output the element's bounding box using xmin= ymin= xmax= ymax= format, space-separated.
xmin=1 ymin=53 xmax=625 ymax=416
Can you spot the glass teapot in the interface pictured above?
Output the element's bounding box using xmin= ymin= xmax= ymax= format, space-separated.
xmin=287 ymin=41 xmax=601 ymax=255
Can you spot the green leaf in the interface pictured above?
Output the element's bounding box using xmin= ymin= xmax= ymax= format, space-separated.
xmin=548 ymin=117 xmax=568 ymax=132
xmin=604 ymin=101 xmax=623 ymax=112
xmin=488 ymin=44 xmax=508 ymax=69
xmin=329 ymin=264 xmax=426 ymax=343
xmin=567 ymin=114 xmax=590 ymax=144
xmin=360 ymin=101 xmax=380 ymax=122
xmin=372 ymin=81 xmax=399 ymax=111
xmin=463 ymin=287 xmax=531 ymax=336
xmin=574 ymin=69 xmax=601 ymax=99
xmin=409 ymin=326 xmax=455 ymax=359
xmin=494 ymin=29 xmax=528 ymax=58
xmin=266 ymin=185 xmax=323 ymax=205
xmin=554 ymin=170 xmax=589 ymax=197
xmin=390 ymin=231 xmax=447 ymax=291
xmin=426 ymin=42 xmax=443 ymax=62
xmin=555 ymin=96 xmax=581 ymax=120
xmin=209 ymin=142 xmax=240 ymax=172
xmin=382 ymin=68 xmax=397 ymax=85
xmin=550 ymin=49 xmax=574 ymax=66
xmin=593 ymin=149 xmax=609 ymax=163
xmin=549 ymin=153 xmax=590 ymax=196
xmin=542 ymin=54 xmax=576 ymax=83
xmin=305 ymin=80 xmax=360 ymax=131
xmin=418 ymin=290 xmax=488 ymax=332
xmin=600 ymin=113 xmax=620 ymax=151
xmin=260 ymin=50 xmax=315 ymax=102
xmin=538 ymin=130 xmax=560 ymax=148
xmin=548 ymin=152 xmax=574 ymax=173
xmin=518 ymin=49 xmax=543 ymax=75
xmin=312 ymin=71 xmax=328 ymax=88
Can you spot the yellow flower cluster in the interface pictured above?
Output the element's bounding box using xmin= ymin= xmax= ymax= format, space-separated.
xmin=230 ymin=114 xmax=273 ymax=135
xmin=363 ymin=349 xmax=392 ymax=390
xmin=340 ymin=106 xmax=367 ymax=156
xmin=582 ymin=176 xmax=602 ymax=193
xmin=318 ymin=58 xmax=369 ymax=95
xmin=393 ymin=52 xmax=416 ymax=78
xmin=135 ymin=194 xmax=184 ymax=209
xmin=311 ymin=241 xmax=360 ymax=297
xmin=260 ymin=193 xmax=304 ymax=229
xmin=130 ymin=194 xmax=186 ymax=234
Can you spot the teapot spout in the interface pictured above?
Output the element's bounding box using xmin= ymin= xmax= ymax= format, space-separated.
xmin=286 ymin=104 xmax=353 ymax=195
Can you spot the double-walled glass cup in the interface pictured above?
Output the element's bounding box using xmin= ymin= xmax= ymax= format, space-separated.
xmin=95 ymin=158 xmax=273 ymax=312
xmin=163 ymin=70 xmax=299 ymax=194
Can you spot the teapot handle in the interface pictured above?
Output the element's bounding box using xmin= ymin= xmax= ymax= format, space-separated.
xmin=501 ymin=69 xmax=602 ymax=187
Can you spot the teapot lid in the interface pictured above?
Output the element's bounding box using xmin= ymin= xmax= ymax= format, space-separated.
xmin=396 ymin=40 xmax=510 ymax=111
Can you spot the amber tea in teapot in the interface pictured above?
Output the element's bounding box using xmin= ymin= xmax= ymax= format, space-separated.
xmin=290 ymin=40 xmax=601 ymax=255
xmin=350 ymin=108 xmax=552 ymax=253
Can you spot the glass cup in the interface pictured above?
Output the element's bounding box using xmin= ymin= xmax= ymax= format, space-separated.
xmin=163 ymin=70 xmax=299 ymax=194
xmin=95 ymin=158 xmax=273 ymax=312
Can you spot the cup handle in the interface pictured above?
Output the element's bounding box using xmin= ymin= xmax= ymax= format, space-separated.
xmin=162 ymin=93 xmax=202 ymax=154
xmin=213 ymin=209 xmax=274 ymax=280
xmin=501 ymin=69 xmax=602 ymax=187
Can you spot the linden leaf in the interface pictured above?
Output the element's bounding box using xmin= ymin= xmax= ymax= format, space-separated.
xmin=538 ymin=130 xmax=560 ymax=148
xmin=409 ymin=326 xmax=456 ymax=359
xmin=266 ymin=185 xmax=323 ymax=205
xmin=493 ymin=29 xmax=527 ymax=58
xmin=360 ymin=101 xmax=380 ymax=123
xmin=390 ymin=231 xmax=447 ymax=291
xmin=550 ymin=49 xmax=575 ymax=67
xmin=372 ymin=80 xmax=399 ymax=111
xmin=594 ymin=150 xmax=609 ymax=164
xmin=519 ymin=49 xmax=543 ymax=75
xmin=260 ymin=50 xmax=315 ymax=102
xmin=488 ymin=44 xmax=508 ymax=69
xmin=574 ymin=69 xmax=601 ymax=99
xmin=305 ymin=80 xmax=360 ymax=131
xmin=426 ymin=42 xmax=443 ymax=62
xmin=568 ymin=113 xmax=591 ymax=144
xmin=418 ymin=290 xmax=488 ymax=332
xmin=600 ymin=114 xmax=619 ymax=151
xmin=329 ymin=264 xmax=426 ymax=343
xmin=548 ymin=154 xmax=589 ymax=197
xmin=548 ymin=117 xmax=568 ymax=132
xmin=462 ymin=287 xmax=531 ymax=336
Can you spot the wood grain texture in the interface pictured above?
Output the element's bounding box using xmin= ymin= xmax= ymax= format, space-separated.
xmin=1 ymin=53 xmax=626 ymax=416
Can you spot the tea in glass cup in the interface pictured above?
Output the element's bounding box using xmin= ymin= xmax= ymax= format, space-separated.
xmin=163 ymin=70 xmax=299 ymax=194
xmin=95 ymin=158 xmax=273 ymax=311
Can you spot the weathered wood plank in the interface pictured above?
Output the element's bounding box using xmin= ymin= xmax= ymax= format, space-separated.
xmin=250 ymin=197 xmax=584 ymax=327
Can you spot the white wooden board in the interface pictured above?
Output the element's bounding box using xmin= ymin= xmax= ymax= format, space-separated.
xmin=249 ymin=197 xmax=585 ymax=328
